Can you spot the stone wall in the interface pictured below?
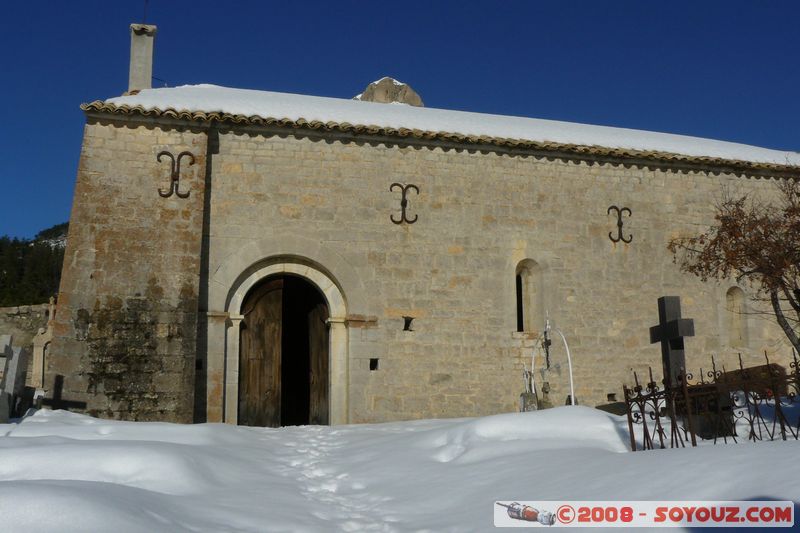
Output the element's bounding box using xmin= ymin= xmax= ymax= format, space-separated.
xmin=48 ymin=118 xmax=208 ymax=422
xmin=204 ymin=128 xmax=791 ymax=423
xmin=51 ymin=112 xmax=794 ymax=425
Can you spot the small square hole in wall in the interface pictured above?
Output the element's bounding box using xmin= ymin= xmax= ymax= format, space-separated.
xmin=369 ymin=358 xmax=379 ymax=371
xmin=607 ymin=393 xmax=617 ymax=402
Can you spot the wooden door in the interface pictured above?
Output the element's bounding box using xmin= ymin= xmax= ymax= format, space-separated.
xmin=239 ymin=278 xmax=283 ymax=427
xmin=308 ymin=300 xmax=329 ymax=425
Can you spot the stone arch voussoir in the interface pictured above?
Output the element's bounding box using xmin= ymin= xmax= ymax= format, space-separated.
xmin=209 ymin=235 xmax=371 ymax=318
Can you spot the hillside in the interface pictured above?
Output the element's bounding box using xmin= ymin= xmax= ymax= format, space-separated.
xmin=0 ymin=222 xmax=67 ymax=306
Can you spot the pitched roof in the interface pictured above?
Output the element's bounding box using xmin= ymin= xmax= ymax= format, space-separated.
xmin=82 ymin=84 xmax=800 ymax=174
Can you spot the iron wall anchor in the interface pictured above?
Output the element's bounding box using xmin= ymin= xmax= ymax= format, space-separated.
xmin=608 ymin=205 xmax=632 ymax=243
xmin=390 ymin=183 xmax=419 ymax=224
xmin=157 ymin=150 xmax=195 ymax=198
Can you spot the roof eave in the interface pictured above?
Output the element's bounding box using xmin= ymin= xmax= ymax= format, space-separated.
xmin=80 ymin=101 xmax=800 ymax=179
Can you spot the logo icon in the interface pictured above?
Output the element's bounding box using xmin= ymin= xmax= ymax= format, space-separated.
xmin=496 ymin=502 xmax=556 ymax=526
xmin=556 ymin=504 xmax=575 ymax=524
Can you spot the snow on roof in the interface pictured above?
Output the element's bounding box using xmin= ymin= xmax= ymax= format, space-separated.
xmin=100 ymin=84 xmax=800 ymax=167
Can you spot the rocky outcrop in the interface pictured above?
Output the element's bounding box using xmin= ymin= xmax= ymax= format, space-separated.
xmin=354 ymin=77 xmax=424 ymax=107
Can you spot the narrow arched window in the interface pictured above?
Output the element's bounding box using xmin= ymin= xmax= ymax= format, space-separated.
xmin=726 ymin=286 xmax=747 ymax=348
xmin=515 ymin=273 xmax=524 ymax=332
xmin=515 ymin=260 xmax=542 ymax=332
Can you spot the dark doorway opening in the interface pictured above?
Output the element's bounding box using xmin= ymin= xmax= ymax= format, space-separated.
xmin=239 ymin=275 xmax=329 ymax=427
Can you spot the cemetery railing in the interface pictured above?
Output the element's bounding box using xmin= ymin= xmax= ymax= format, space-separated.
xmin=623 ymin=351 xmax=800 ymax=451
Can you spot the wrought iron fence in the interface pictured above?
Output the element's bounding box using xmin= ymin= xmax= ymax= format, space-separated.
xmin=623 ymin=351 xmax=800 ymax=451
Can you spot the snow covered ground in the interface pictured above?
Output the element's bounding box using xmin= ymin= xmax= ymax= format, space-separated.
xmin=1 ymin=406 xmax=797 ymax=532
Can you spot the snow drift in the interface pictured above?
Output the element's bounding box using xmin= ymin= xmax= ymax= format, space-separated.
xmin=1 ymin=407 xmax=798 ymax=532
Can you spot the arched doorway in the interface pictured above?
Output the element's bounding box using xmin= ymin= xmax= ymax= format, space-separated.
xmin=220 ymin=260 xmax=349 ymax=426
xmin=238 ymin=275 xmax=329 ymax=427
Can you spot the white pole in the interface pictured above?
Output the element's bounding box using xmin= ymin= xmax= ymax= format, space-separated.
xmin=530 ymin=339 xmax=537 ymax=396
xmin=554 ymin=327 xmax=575 ymax=406
xmin=545 ymin=314 xmax=576 ymax=406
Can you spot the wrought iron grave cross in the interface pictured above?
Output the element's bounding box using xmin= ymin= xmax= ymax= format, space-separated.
xmin=649 ymin=296 xmax=694 ymax=388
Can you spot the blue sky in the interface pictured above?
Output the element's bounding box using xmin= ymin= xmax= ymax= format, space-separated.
xmin=1 ymin=0 xmax=798 ymax=238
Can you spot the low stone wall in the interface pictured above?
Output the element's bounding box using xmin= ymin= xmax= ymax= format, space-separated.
xmin=0 ymin=304 xmax=50 ymax=383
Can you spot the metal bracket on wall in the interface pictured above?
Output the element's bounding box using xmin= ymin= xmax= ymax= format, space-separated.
xmin=390 ymin=183 xmax=419 ymax=224
xmin=157 ymin=150 xmax=195 ymax=198
xmin=607 ymin=205 xmax=632 ymax=243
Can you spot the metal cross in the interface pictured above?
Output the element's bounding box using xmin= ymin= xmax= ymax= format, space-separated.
xmin=390 ymin=183 xmax=419 ymax=224
xmin=542 ymin=329 xmax=552 ymax=369
xmin=607 ymin=205 xmax=632 ymax=243
xmin=649 ymin=296 xmax=695 ymax=388
xmin=40 ymin=374 xmax=88 ymax=411
xmin=157 ymin=150 xmax=195 ymax=198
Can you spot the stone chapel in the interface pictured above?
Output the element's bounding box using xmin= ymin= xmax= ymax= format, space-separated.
xmin=47 ymin=24 xmax=800 ymax=425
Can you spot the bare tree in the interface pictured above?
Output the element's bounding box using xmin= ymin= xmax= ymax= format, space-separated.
xmin=668 ymin=180 xmax=800 ymax=353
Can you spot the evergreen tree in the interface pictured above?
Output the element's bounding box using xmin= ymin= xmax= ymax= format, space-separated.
xmin=0 ymin=222 xmax=68 ymax=306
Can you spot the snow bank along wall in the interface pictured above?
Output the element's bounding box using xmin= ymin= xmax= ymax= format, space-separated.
xmin=47 ymin=100 xmax=799 ymax=424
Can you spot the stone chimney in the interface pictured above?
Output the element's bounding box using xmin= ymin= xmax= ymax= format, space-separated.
xmin=128 ymin=24 xmax=157 ymax=94
xmin=354 ymin=77 xmax=424 ymax=107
